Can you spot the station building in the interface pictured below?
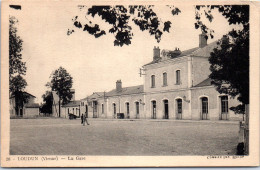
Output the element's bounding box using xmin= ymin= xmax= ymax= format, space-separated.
xmin=59 ymin=34 xmax=241 ymax=121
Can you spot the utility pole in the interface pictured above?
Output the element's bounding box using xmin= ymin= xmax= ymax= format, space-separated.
xmin=59 ymin=97 xmax=61 ymax=117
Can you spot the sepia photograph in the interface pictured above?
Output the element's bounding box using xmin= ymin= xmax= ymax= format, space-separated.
xmin=1 ymin=0 xmax=259 ymax=167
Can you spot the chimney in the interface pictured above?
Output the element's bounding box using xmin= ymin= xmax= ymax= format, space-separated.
xmin=116 ymin=80 xmax=122 ymax=92
xmin=153 ymin=46 xmax=160 ymax=61
xmin=199 ymin=33 xmax=207 ymax=48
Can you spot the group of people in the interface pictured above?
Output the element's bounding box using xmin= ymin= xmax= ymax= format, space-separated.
xmin=81 ymin=113 xmax=90 ymax=126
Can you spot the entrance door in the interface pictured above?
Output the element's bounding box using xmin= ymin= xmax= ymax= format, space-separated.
xmin=176 ymin=99 xmax=182 ymax=119
xmin=220 ymin=96 xmax=229 ymax=120
xmin=151 ymin=101 xmax=156 ymax=119
xmin=126 ymin=103 xmax=130 ymax=119
xmin=135 ymin=102 xmax=140 ymax=119
xmin=201 ymin=97 xmax=208 ymax=120
xmin=164 ymin=100 xmax=169 ymax=119
xmin=93 ymin=101 xmax=98 ymax=118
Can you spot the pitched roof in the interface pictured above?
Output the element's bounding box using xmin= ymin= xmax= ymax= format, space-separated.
xmin=10 ymin=91 xmax=36 ymax=99
xmin=194 ymin=78 xmax=213 ymax=87
xmin=191 ymin=41 xmax=218 ymax=57
xmin=143 ymin=41 xmax=219 ymax=66
xmin=62 ymin=100 xmax=81 ymax=107
xmin=25 ymin=103 xmax=40 ymax=108
xmin=106 ymin=85 xmax=143 ymax=97
xmin=81 ymin=92 xmax=104 ymax=101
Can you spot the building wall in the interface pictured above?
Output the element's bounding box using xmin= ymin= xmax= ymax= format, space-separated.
xmin=106 ymin=94 xmax=144 ymax=119
xmin=191 ymin=56 xmax=211 ymax=86
xmin=191 ymin=86 xmax=241 ymax=121
xmin=144 ymin=57 xmax=189 ymax=93
xmin=144 ymin=90 xmax=190 ymax=119
xmin=63 ymin=106 xmax=81 ymax=118
xmin=24 ymin=108 xmax=39 ymax=117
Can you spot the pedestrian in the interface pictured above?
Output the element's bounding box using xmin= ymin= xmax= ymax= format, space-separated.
xmin=81 ymin=114 xmax=83 ymax=124
xmin=85 ymin=113 xmax=90 ymax=125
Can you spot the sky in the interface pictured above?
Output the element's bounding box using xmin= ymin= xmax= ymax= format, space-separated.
xmin=9 ymin=3 xmax=240 ymax=103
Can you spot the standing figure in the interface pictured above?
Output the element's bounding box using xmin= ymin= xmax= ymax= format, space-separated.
xmin=81 ymin=114 xmax=84 ymax=124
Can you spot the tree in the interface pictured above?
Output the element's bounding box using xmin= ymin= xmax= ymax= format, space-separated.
xmin=9 ymin=16 xmax=28 ymax=115
xmin=9 ymin=16 xmax=26 ymax=78
xmin=47 ymin=67 xmax=73 ymax=117
xmin=68 ymin=5 xmax=180 ymax=46
xmin=40 ymin=91 xmax=53 ymax=115
xmin=10 ymin=75 xmax=29 ymax=115
xmin=194 ymin=5 xmax=249 ymax=112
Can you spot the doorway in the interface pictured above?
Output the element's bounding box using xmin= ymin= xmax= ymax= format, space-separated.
xmin=126 ymin=102 xmax=130 ymax=119
xmin=135 ymin=102 xmax=140 ymax=119
xmin=220 ymin=96 xmax=229 ymax=120
xmin=163 ymin=100 xmax=169 ymax=119
xmin=201 ymin=97 xmax=208 ymax=120
xmin=151 ymin=101 xmax=156 ymax=119
xmin=176 ymin=99 xmax=182 ymax=119
xmin=93 ymin=101 xmax=98 ymax=118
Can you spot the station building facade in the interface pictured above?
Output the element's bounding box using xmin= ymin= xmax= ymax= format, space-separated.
xmin=69 ymin=34 xmax=241 ymax=121
xmin=141 ymin=34 xmax=240 ymax=121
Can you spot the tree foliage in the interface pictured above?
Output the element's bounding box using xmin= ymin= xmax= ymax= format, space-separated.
xmin=47 ymin=67 xmax=73 ymax=105
xmin=9 ymin=74 xmax=27 ymax=93
xmin=194 ymin=5 xmax=249 ymax=106
xmin=68 ymin=5 xmax=180 ymax=46
xmin=9 ymin=16 xmax=28 ymax=115
xmin=40 ymin=91 xmax=53 ymax=114
xmin=9 ymin=16 xmax=26 ymax=78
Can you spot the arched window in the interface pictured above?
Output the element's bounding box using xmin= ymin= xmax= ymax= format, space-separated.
xmin=177 ymin=99 xmax=182 ymax=114
xmin=151 ymin=75 xmax=155 ymax=88
xmin=163 ymin=72 xmax=167 ymax=86
xmin=201 ymin=97 xmax=208 ymax=114
xmin=220 ymin=96 xmax=229 ymax=120
xmin=176 ymin=70 xmax=180 ymax=85
xmin=221 ymin=96 xmax=228 ymax=113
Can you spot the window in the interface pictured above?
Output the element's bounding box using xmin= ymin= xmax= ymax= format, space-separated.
xmin=177 ymin=99 xmax=182 ymax=114
xmin=163 ymin=72 xmax=167 ymax=86
xmin=201 ymin=97 xmax=208 ymax=114
xmin=151 ymin=75 xmax=155 ymax=88
xmin=176 ymin=70 xmax=180 ymax=85
xmin=221 ymin=96 xmax=229 ymax=113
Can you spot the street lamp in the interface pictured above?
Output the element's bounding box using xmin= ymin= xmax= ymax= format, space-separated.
xmin=139 ymin=99 xmax=145 ymax=105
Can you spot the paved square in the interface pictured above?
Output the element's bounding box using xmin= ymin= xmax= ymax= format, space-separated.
xmin=10 ymin=118 xmax=239 ymax=155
